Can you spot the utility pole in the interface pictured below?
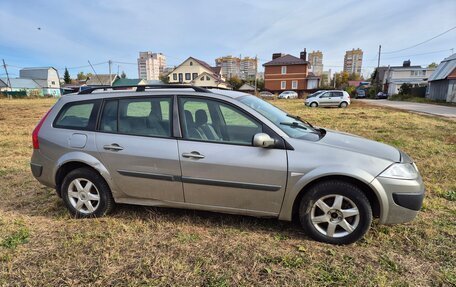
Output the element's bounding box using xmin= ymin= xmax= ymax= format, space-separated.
xmin=88 ymin=60 xmax=103 ymax=86
xmin=2 ymin=59 xmax=12 ymax=99
xmin=254 ymin=55 xmax=258 ymax=95
xmin=376 ymin=45 xmax=381 ymax=95
xmin=108 ymin=60 xmax=112 ymax=86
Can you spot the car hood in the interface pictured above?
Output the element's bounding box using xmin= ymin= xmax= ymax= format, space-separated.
xmin=315 ymin=129 xmax=401 ymax=162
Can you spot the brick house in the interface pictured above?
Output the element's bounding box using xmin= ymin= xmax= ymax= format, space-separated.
xmin=263 ymin=49 xmax=319 ymax=95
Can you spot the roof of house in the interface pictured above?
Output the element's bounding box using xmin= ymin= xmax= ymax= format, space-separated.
xmin=0 ymin=79 xmax=7 ymax=87
xmin=238 ymin=83 xmax=256 ymax=91
xmin=212 ymin=66 xmax=221 ymax=75
xmin=307 ymin=72 xmax=320 ymax=79
xmin=263 ymin=54 xmax=309 ymax=66
xmin=146 ymin=80 xmax=164 ymax=85
xmin=86 ymin=74 xmax=119 ymax=86
xmin=0 ymin=78 xmax=41 ymax=89
xmin=428 ymin=53 xmax=456 ymax=82
xmin=112 ymin=78 xmax=146 ymax=86
xmin=19 ymin=67 xmax=58 ymax=80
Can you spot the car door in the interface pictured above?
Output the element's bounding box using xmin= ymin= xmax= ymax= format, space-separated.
xmin=318 ymin=92 xmax=331 ymax=106
xmin=177 ymin=97 xmax=288 ymax=214
xmin=331 ymin=91 xmax=343 ymax=106
xmin=95 ymin=96 xmax=184 ymax=202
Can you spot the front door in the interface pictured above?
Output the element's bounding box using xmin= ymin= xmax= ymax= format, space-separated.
xmin=95 ymin=96 xmax=184 ymax=202
xmin=177 ymin=97 xmax=288 ymax=214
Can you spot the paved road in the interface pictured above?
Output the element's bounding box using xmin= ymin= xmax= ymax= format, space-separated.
xmin=361 ymin=100 xmax=456 ymax=119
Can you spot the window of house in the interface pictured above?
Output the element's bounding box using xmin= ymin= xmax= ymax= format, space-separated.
xmin=54 ymin=101 xmax=99 ymax=130
xmin=178 ymin=73 xmax=183 ymax=82
xmin=292 ymin=80 xmax=298 ymax=89
xmin=281 ymin=66 xmax=287 ymax=74
xmin=206 ymin=76 xmax=210 ymax=80
xmin=185 ymin=73 xmax=191 ymax=81
xmin=51 ymin=81 xmax=55 ymax=85
xmin=173 ymin=73 xmax=177 ymax=81
xmin=190 ymin=61 xmax=193 ymax=66
xmin=192 ymin=73 xmax=198 ymax=80
xmin=281 ymin=81 xmax=286 ymax=90
xmin=200 ymin=77 xmax=204 ymax=81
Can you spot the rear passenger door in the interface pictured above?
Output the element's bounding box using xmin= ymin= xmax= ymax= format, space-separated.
xmin=331 ymin=91 xmax=343 ymax=105
xmin=95 ymin=96 xmax=184 ymax=202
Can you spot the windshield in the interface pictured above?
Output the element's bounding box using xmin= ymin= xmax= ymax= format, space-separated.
xmin=238 ymin=95 xmax=321 ymax=140
xmin=307 ymin=91 xmax=323 ymax=98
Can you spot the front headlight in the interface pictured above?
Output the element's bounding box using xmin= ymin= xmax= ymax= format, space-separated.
xmin=379 ymin=163 xmax=419 ymax=180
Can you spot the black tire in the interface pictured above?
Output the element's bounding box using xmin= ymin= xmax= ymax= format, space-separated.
xmin=310 ymin=102 xmax=318 ymax=108
xmin=299 ymin=180 xmax=372 ymax=245
xmin=61 ymin=168 xmax=115 ymax=218
xmin=339 ymin=102 xmax=348 ymax=108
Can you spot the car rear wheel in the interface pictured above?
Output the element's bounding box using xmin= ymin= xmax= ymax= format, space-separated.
xmin=299 ymin=180 xmax=372 ymax=244
xmin=339 ymin=102 xmax=348 ymax=108
xmin=310 ymin=102 xmax=318 ymax=108
xmin=61 ymin=168 xmax=115 ymax=218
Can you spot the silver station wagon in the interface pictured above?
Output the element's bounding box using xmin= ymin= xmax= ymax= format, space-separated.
xmin=31 ymin=85 xmax=425 ymax=244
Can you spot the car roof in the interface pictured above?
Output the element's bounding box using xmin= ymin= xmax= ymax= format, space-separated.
xmin=59 ymin=87 xmax=251 ymax=104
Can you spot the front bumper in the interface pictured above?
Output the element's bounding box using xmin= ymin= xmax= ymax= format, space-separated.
xmin=370 ymin=176 xmax=425 ymax=224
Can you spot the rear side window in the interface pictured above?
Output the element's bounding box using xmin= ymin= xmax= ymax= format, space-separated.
xmin=54 ymin=100 xmax=100 ymax=130
xmin=99 ymin=97 xmax=172 ymax=137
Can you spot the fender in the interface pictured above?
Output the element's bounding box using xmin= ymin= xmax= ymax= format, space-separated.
xmin=278 ymin=165 xmax=388 ymax=221
xmin=54 ymin=151 xmax=121 ymax=198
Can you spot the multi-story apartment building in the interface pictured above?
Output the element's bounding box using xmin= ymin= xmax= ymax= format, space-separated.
xmin=308 ymin=51 xmax=323 ymax=76
xmin=240 ymin=57 xmax=257 ymax=80
xmin=215 ymin=56 xmax=258 ymax=80
xmin=137 ymin=52 xmax=166 ymax=80
xmin=343 ymin=48 xmax=363 ymax=75
xmin=215 ymin=56 xmax=241 ymax=79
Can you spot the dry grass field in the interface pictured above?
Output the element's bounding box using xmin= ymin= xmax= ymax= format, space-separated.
xmin=0 ymin=98 xmax=455 ymax=286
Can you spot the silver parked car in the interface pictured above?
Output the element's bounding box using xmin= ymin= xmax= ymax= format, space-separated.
xmin=31 ymin=85 xmax=424 ymax=244
xmin=278 ymin=91 xmax=298 ymax=99
xmin=305 ymin=90 xmax=351 ymax=108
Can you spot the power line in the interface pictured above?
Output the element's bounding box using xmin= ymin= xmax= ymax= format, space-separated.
xmin=382 ymin=25 xmax=456 ymax=54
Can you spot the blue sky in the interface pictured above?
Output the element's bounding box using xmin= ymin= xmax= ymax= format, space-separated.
xmin=1 ymin=0 xmax=455 ymax=79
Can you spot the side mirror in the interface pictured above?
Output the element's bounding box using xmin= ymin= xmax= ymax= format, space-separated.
xmin=253 ymin=133 xmax=275 ymax=148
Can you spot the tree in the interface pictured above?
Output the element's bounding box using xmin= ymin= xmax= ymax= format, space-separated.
xmin=428 ymin=62 xmax=438 ymax=68
xmin=227 ymin=76 xmax=244 ymax=90
xmin=63 ymin=68 xmax=71 ymax=84
xmin=256 ymin=78 xmax=264 ymax=91
xmin=159 ymin=74 xmax=169 ymax=84
xmin=77 ymin=72 xmax=93 ymax=81
xmin=120 ymin=71 xmax=127 ymax=79
xmin=398 ymin=83 xmax=412 ymax=95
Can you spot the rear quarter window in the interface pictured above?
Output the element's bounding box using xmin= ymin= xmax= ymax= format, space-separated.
xmin=54 ymin=100 xmax=100 ymax=130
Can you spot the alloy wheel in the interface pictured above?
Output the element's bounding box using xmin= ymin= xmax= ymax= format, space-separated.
xmin=67 ymin=178 xmax=101 ymax=214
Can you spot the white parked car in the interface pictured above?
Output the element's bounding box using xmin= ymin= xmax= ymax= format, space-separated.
xmin=278 ymin=91 xmax=298 ymax=99
xmin=305 ymin=90 xmax=351 ymax=108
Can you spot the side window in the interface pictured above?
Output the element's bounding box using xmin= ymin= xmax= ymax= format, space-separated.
xmin=116 ymin=97 xmax=172 ymax=137
xmin=100 ymin=100 xmax=118 ymax=132
xmin=192 ymin=73 xmax=198 ymax=80
xmin=179 ymin=98 xmax=262 ymax=145
xmin=54 ymin=100 xmax=99 ymax=130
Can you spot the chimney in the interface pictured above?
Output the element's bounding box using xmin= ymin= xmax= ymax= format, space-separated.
xmin=403 ymin=60 xmax=411 ymax=67
xmin=300 ymin=48 xmax=307 ymax=61
xmin=272 ymin=53 xmax=283 ymax=60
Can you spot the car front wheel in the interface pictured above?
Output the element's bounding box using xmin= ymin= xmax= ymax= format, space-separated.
xmin=61 ymin=168 xmax=115 ymax=218
xmin=339 ymin=102 xmax=348 ymax=108
xmin=299 ymin=180 xmax=372 ymax=244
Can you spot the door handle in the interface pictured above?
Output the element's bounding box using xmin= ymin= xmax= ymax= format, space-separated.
xmin=182 ymin=151 xmax=205 ymax=159
xmin=103 ymin=143 xmax=124 ymax=151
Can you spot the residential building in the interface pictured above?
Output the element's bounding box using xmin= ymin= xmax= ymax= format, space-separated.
xmin=0 ymin=78 xmax=43 ymax=96
xmin=263 ymin=49 xmax=318 ymax=95
xmin=240 ymin=57 xmax=257 ymax=80
xmin=215 ymin=56 xmax=240 ymax=79
xmin=344 ymin=48 xmax=363 ymax=75
xmin=137 ymin=52 xmax=166 ymax=80
xmin=19 ymin=67 xmax=61 ymax=96
xmin=238 ymin=83 xmax=257 ymax=94
xmin=86 ymin=74 xmax=120 ymax=86
xmin=308 ymin=50 xmax=323 ymax=76
xmin=168 ymin=57 xmax=229 ymax=89
xmin=112 ymin=78 xmax=147 ymax=87
xmin=321 ymin=69 xmax=332 ymax=86
xmin=377 ymin=60 xmax=435 ymax=95
xmin=427 ymin=53 xmax=456 ymax=103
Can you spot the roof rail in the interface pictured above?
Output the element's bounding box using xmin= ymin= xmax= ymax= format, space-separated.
xmin=78 ymin=84 xmax=211 ymax=94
